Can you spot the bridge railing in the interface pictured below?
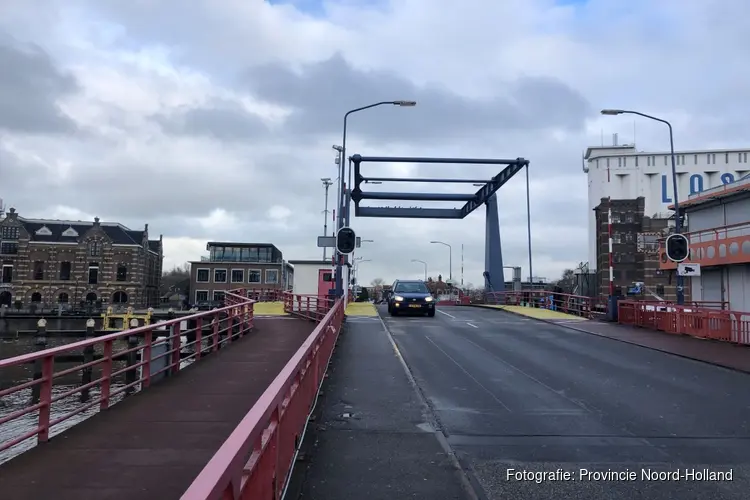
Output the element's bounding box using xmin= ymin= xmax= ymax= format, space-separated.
xmin=0 ymin=296 xmax=256 ymax=460
xmin=617 ymin=300 xmax=750 ymax=344
xmin=181 ymin=295 xmax=345 ymax=500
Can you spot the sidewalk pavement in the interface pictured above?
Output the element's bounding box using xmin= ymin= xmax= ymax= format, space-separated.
xmin=468 ymin=305 xmax=750 ymax=374
xmin=345 ymin=302 xmax=379 ymax=317
xmin=475 ymin=304 xmax=586 ymax=321
xmin=253 ymin=302 xmax=287 ymax=316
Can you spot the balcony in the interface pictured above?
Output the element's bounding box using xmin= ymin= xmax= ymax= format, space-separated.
xmin=659 ymin=221 xmax=750 ymax=269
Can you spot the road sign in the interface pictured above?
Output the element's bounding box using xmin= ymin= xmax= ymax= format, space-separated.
xmin=336 ymin=227 xmax=357 ymax=254
xmin=677 ymin=263 xmax=701 ymax=277
xmin=318 ymin=235 xmax=362 ymax=248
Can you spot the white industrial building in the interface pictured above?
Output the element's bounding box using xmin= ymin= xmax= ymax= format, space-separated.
xmin=584 ymin=143 xmax=750 ymax=271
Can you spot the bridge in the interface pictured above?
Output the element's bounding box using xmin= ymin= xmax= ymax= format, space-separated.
xmin=1 ymin=288 xmax=749 ymax=499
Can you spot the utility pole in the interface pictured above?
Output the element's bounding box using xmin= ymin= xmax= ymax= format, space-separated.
xmin=321 ymin=178 xmax=334 ymax=260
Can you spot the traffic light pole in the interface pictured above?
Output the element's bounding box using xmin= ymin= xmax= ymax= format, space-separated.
xmin=666 ymin=121 xmax=685 ymax=306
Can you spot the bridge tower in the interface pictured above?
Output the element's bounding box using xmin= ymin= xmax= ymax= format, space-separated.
xmin=484 ymin=193 xmax=504 ymax=292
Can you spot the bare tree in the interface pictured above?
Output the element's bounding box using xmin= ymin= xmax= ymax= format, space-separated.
xmin=371 ymin=277 xmax=385 ymax=287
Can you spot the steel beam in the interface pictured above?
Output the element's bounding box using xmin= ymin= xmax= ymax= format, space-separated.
xmin=356 ymin=191 xmax=476 ymax=202
xmin=460 ymin=161 xmax=526 ymax=218
xmin=362 ymin=177 xmax=494 ymax=184
xmin=354 ymin=156 xmax=523 ymax=165
xmin=355 ymin=206 xmax=462 ymax=218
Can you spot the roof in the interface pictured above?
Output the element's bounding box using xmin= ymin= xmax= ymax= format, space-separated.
xmin=207 ymin=242 xmax=279 ymax=250
xmin=585 ymin=144 xmax=750 ymax=161
xmin=287 ymin=260 xmax=331 ymax=266
xmin=669 ymin=173 xmax=750 ymax=210
xmin=16 ymin=217 xmax=159 ymax=250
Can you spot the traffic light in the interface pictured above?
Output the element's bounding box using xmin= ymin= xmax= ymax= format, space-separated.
xmin=665 ymin=233 xmax=689 ymax=262
xmin=336 ymin=227 xmax=357 ymax=254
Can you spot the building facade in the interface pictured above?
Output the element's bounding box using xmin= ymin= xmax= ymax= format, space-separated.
xmin=189 ymin=242 xmax=293 ymax=305
xmin=593 ymin=197 xmax=686 ymax=301
xmin=658 ymin=176 xmax=750 ymax=312
xmin=584 ymin=144 xmax=750 ymax=271
xmin=0 ymin=208 xmax=163 ymax=308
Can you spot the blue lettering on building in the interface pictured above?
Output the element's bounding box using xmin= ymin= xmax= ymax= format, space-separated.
xmin=661 ymin=172 xmax=736 ymax=203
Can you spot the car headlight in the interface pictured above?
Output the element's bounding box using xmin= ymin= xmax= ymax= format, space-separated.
xmin=394 ymin=296 xmax=404 ymax=302
xmin=425 ymin=296 xmax=434 ymax=302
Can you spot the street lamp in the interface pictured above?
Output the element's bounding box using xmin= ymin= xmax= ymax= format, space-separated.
xmin=601 ymin=108 xmax=683 ymax=305
xmin=335 ymin=100 xmax=416 ymax=306
xmin=411 ymin=259 xmax=427 ymax=281
xmin=321 ymin=178 xmax=334 ymax=260
xmin=429 ymin=241 xmax=452 ymax=282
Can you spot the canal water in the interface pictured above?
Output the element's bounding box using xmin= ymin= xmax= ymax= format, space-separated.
xmin=1 ymin=317 xmax=137 ymax=465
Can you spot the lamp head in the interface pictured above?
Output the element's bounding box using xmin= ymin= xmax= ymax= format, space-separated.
xmin=393 ymin=100 xmax=417 ymax=107
xmin=600 ymin=109 xmax=624 ymax=116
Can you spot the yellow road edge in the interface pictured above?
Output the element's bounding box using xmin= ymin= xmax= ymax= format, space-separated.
xmin=475 ymin=304 xmax=588 ymax=321
xmin=253 ymin=302 xmax=289 ymax=316
xmin=345 ymin=302 xmax=379 ymax=317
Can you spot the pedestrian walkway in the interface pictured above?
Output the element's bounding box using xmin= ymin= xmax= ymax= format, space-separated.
xmin=294 ymin=318 xmax=472 ymax=499
xmin=562 ymin=320 xmax=750 ymax=373
xmin=475 ymin=304 xmax=586 ymax=321
xmin=0 ymin=318 xmax=316 ymax=500
xmin=345 ymin=302 xmax=379 ymax=317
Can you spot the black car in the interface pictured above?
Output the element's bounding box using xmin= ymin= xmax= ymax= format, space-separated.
xmin=387 ymin=279 xmax=435 ymax=317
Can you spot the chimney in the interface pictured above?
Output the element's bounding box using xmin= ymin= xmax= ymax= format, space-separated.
xmin=6 ymin=207 xmax=18 ymax=221
xmin=93 ymin=216 xmax=100 ymax=228
xmin=613 ymin=133 xmax=618 ymax=146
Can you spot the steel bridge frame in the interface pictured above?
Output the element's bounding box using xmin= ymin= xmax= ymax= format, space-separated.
xmin=344 ymin=154 xmax=529 ymax=292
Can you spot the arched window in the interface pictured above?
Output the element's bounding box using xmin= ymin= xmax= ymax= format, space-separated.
xmin=112 ymin=291 xmax=128 ymax=304
xmin=85 ymin=292 xmax=97 ymax=304
xmin=31 ymin=292 xmax=42 ymax=303
xmin=58 ymin=292 xmax=69 ymax=303
xmin=116 ymin=264 xmax=128 ymax=282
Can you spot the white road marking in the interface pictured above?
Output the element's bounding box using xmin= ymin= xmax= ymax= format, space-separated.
xmin=437 ymin=309 xmax=456 ymax=319
xmin=466 ymin=322 xmax=478 ymax=328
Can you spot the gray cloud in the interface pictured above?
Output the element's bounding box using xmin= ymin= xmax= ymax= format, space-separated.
xmin=151 ymin=99 xmax=269 ymax=141
xmin=0 ymin=36 xmax=79 ymax=133
xmin=241 ymin=54 xmax=592 ymax=143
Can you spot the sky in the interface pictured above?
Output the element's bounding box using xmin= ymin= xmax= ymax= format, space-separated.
xmin=1 ymin=0 xmax=749 ymax=288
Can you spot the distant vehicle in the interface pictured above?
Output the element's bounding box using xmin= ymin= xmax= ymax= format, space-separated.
xmin=387 ymin=279 xmax=435 ymax=317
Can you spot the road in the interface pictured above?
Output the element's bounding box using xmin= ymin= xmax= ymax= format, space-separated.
xmin=382 ymin=305 xmax=750 ymax=499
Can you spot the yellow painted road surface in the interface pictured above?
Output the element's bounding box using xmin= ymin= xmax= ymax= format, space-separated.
xmin=345 ymin=302 xmax=379 ymax=317
xmin=253 ymin=302 xmax=288 ymax=316
xmin=480 ymin=304 xmax=587 ymax=321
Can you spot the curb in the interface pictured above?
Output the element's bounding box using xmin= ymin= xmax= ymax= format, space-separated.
xmin=459 ymin=304 xmax=750 ymax=375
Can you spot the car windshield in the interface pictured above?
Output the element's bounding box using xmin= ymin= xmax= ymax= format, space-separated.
xmin=394 ymin=282 xmax=429 ymax=294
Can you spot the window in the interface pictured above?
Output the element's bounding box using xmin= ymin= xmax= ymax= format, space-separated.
xmin=625 ymin=233 xmax=634 ymax=243
xmin=0 ymin=226 xmax=19 ymax=239
xmin=664 ymin=156 xmax=668 ymax=166
xmin=88 ymin=241 xmax=100 ymax=257
xmin=625 ymin=212 xmax=634 ymax=223
xmin=33 ymin=261 xmax=44 ymax=280
xmin=58 ymin=292 xmax=69 ymax=303
xmin=725 ymin=153 xmax=729 ymax=164
xmin=116 ymin=264 xmax=128 ymax=281
xmin=740 ymin=152 xmax=748 ymax=163
xmin=214 ymin=269 xmax=227 ymax=283
xmin=88 ymin=263 xmax=99 ymax=284
xmin=323 ymin=272 xmax=333 ymax=282
xmin=0 ymin=242 xmax=18 ymax=254
xmin=248 ymin=269 xmax=261 ymax=283
xmin=612 ymin=233 xmax=622 ymax=244
xmin=611 ymin=213 xmax=621 ymax=223
xmin=622 ymin=157 xmax=627 ymax=167
xmin=394 ymin=281 xmax=430 ymax=293
xmin=59 ymin=261 xmax=71 ymax=280
xmin=231 ymin=269 xmax=244 ymax=283
xmin=1 ymin=265 xmax=12 ymax=283
xmin=213 ymin=291 xmax=225 ymax=302
xmin=646 ymin=156 xmax=651 ymax=167
xmin=617 ymin=157 xmax=622 ymax=167
xmin=635 ymin=156 xmax=639 ymax=167
xmin=656 ymin=285 xmax=665 ymax=296
xmin=196 ymin=268 xmax=210 ymax=282
xmin=195 ymin=290 xmax=209 ymax=302
xmin=265 ymin=269 xmax=279 ymax=284
xmin=694 ymin=154 xmax=698 ymax=164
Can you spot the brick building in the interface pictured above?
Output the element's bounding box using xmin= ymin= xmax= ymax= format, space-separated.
xmin=189 ymin=242 xmax=293 ymax=305
xmin=0 ymin=208 xmax=163 ymax=308
xmin=593 ymin=197 xmax=688 ymax=301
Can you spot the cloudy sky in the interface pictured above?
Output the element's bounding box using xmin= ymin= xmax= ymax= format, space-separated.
xmin=1 ymin=0 xmax=748 ymax=288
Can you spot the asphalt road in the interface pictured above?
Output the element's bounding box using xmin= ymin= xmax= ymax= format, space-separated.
xmin=383 ymin=305 xmax=750 ymax=500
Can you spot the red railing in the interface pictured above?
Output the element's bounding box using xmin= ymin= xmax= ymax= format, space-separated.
xmin=0 ymin=292 xmax=255 ymax=460
xmin=483 ymin=290 xmax=599 ymax=318
xmin=618 ymin=300 xmax=750 ymax=344
xmin=181 ymin=295 xmax=345 ymax=499
xmin=229 ymin=289 xmax=335 ymax=322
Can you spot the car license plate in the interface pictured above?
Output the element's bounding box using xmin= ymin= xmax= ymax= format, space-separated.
xmin=409 ymin=304 xmax=421 ymax=308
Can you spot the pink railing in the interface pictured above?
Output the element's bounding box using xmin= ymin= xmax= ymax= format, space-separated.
xmin=0 ymin=292 xmax=255 ymax=457
xmin=618 ymin=301 xmax=750 ymax=345
xmin=181 ymin=293 xmax=345 ymax=499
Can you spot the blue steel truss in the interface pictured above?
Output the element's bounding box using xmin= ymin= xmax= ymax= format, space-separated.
xmin=348 ymin=154 xmax=529 ymax=292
